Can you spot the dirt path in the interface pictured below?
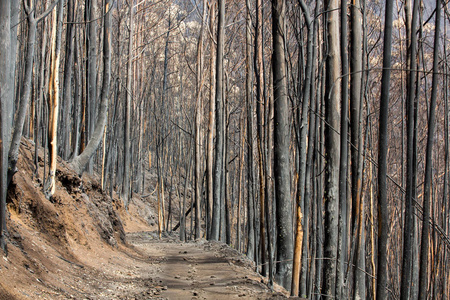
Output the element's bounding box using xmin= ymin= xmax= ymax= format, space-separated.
xmin=1 ymin=230 xmax=287 ymax=299
xmin=125 ymin=232 xmax=286 ymax=300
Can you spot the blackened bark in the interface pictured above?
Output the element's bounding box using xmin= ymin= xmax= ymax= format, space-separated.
xmin=376 ymin=0 xmax=394 ymax=298
xmin=272 ymin=0 xmax=293 ymax=290
xmin=122 ymin=1 xmax=135 ymax=209
xmin=62 ymin=0 xmax=75 ymax=160
xmin=210 ymin=0 xmax=225 ymax=241
xmin=322 ymin=0 xmax=341 ymax=297
xmin=400 ymin=0 xmax=420 ymax=297
xmin=0 ymin=0 xmax=11 ymax=251
xmin=418 ymin=0 xmax=441 ymax=298
xmin=71 ymin=0 xmax=112 ymax=175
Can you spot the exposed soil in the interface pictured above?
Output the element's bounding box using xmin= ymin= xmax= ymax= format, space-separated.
xmin=0 ymin=139 xmax=287 ymax=299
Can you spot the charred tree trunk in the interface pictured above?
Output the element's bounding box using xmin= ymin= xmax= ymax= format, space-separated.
xmin=245 ymin=0 xmax=255 ymax=259
xmin=0 ymin=0 xmax=12 ymax=254
xmin=71 ymin=0 xmax=112 ymax=175
xmin=122 ymin=1 xmax=135 ymax=209
xmin=322 ymin=0 xmax=341 ymax=296
xmin=272 ymin=0 xmax=293 ymax=290
xmin=292 ymin=0 xmax=313 ymax=296
xmin=8 ymin=0 xmax=59 ymax=185
xmin=418 ymin=0 xmax=441 ymax=298
xmin=210 ymin=0 xmax=225 ymax=241
xmin=44 ymin=0 xmax=64 ymax=199
xmin=376 ymin=0 xmax=394 ymax=298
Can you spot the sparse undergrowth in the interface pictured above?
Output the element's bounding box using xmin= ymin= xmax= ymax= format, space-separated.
xmin=0 ymin=139 xmax=286 ymax=299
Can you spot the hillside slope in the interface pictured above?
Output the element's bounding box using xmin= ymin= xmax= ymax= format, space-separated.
xmin=0 ymin=139 xmax=287 ymax=299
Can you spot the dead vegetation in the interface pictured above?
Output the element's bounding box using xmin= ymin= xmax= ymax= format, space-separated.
xmin=0 ymin=139 xmax=286 ymax=299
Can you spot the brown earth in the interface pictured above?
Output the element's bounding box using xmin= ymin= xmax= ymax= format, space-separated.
xmin=0 ymin=139 xmax=288 ymax=299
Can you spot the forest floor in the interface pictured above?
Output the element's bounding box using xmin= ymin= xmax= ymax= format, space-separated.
xmin=0 ymin=139 xmax=288 ymax=299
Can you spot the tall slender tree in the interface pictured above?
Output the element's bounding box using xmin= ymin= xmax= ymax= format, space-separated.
xmin=322 ymin=0 xmax=341 ymax=297
xmin=194 ymin=0 xmax=207 ymax=239
xmin=44 ymin=0 xmax=64 ymax=199
xmin=0 ymin=0 xmax=11 ymax=253
xmin=400 ymin=0 xmax=420 ymax=298
xmin=418 ymin=0 xmax=441 ymax=298
xmin=122 ymin=0 xmax=135 ymax=209
xmin=71 ymin=0 xmax=112 ymax=174
xmin=272 ymin=0 xmax=293 ymax=289
xmin=211 ymin=0 xmax=225 ymax=241
xmin=349 ymin=0 xmax=365 ymax=298
xmin=8 ymin=0 xmax=59 ymax=185
xmin=245 ymin=0 xmax=256 ymax=260
xmin=337 ymin=0 xmax=349 ymax=297
xmin=376 ymin=0 xmax=394 ymax=298
xmin=292 ymin=0 xmax=313 ymax=296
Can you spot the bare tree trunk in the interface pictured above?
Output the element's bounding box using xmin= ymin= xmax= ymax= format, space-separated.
xmin=86 ymin=0 xmax=98 ymax=173
xmin=400 ymin=0 xmax=420 ymax=298
xmin=206 ymin=0 xmax=216 ymax=240
xmin=71 ymin=29 xmax=82 ymax=159
xmin=349 ymin=0 xmax=365 ymax=298
xmin=8 ymin=0 xmax=59 ymax=185
xmin=376 ymin=0 xmax=394 ymax=298
xmin=254 ymin=0 xmax=266 ymax=276
xmin=272 ymin=0 xmax=293 ymax=290
xmin=0 ymin=0 xmax=12 ymax=254
xmin=122 ymin=1 xmax=135 ymax=209
xmin=210 ymin=0 xmax=225 ymax=241
xmin=194 ymin=0 xmax=207 ymax=239
xmin=61 ymin=0 xmax=75 ymax=160
xmin=71 ymin=0 xmax=112 ymax=175
xmin=292 ymin=0 xmax=313 ymax=296
xmin=245 ymin=0 xmax=255 ymax=259
xmin=322 ymin=0 xmax=341 ymax=297
xmin=337 ymin=0 xmax=349 ymax=298
xmin=44 ymin=0 xmax=64 ymax=199
xmin=418 ymin=0 xmax=441 ymax=298
xmin=9 ymin=0 xmax=18 ymax=104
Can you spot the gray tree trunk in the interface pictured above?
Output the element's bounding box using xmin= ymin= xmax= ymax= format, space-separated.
xmin=61 ymin=0 xmax=75 ymax=160
xmin=210 ymin=0 xmax=225 ymax=241
xmin=400 ymin=0 xmax=420 ymax=298
xmin=70 ymin=0 xmax=112 ymax=175
xmin=245 ymin=0 xmax=255 ymax=258
xmin=418 ymin=0 xmax=441 ymax=298
xmin=322 ymin=0 xmax=341 ymax=297
xmin=8 ymin=0 xmax=59 ymax=185
xmin=272 ymin=0 xmax=293 ymax=290
xmin=376 ymin=0 xmax=394 ymax=298
xmin=194 ymin=0 xmax=207 ymax=239
xmin=337 ymin=0 xmax=349 ymax=298
xmin=0 ymin=0 xmax=12 ymax=254
xmin=9 ymin=1 xmax=18 ymax=104
xmin=122 ymin=1 xmax=135 ymax=209
xmin=85 ymin=0 xmax=98 ymax=173
xmin=350 ymin=0 xmax=365 ymax=298
xmin=205 ymin=0 xmax=216 ymax=240
xmin=292 ymin=1 xmax=313 ymax=296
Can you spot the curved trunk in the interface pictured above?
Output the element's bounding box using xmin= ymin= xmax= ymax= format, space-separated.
xmin=71 ymin=0 xmax=112 ymax=175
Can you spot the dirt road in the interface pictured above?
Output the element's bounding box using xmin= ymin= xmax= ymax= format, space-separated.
xmin=126 ymin=232 xmax=286 ymax=300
